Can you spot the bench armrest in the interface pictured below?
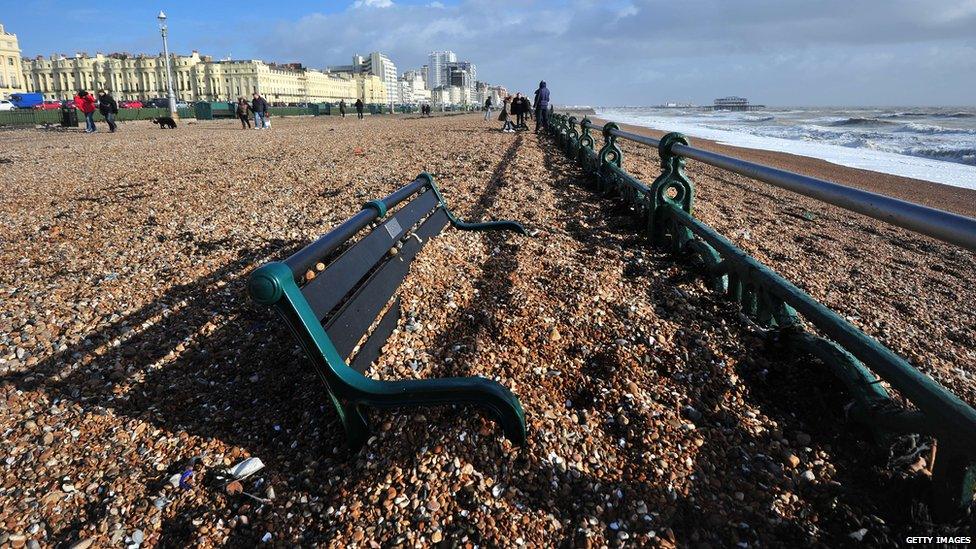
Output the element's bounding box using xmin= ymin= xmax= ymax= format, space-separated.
xmin=422 ymin=172 xmax=530 ymax=236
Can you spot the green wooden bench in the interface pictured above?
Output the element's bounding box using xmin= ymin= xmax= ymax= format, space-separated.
xmin=248 ymin=173 xmax=529 ymax=450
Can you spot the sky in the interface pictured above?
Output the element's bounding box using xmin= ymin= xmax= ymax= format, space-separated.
xmin=4 ymin=0 xmax=976 ymax=106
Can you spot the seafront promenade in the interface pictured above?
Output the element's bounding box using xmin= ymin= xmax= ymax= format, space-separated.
xmin=1 ymin=114 xmax=974 ymax=546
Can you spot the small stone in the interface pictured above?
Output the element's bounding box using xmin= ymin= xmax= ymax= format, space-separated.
xmin=304 ymin=270 xmax=315 ymax=281
xmin=131 ymin=530 xmax=144 ymax=544
xmin=266 ymin=486 xmax=276 ymax=500
xmin=549 ymin=327 xmax=561 ymax=342
xmin=42 ymin=432 xmax=54 ymax=445
xmin=226 ymin=480 xmax=243 ymax=495
xmin=167 ymin=473 xmax=182 ymax=488
xmin=849 ymin=528 xmax=867 ymax=541
xmin=69 ymin=538 xmax=96 ymax=549
xmin=785 ymin=454 xmax=800 ymax=469
xmin=796 ymin=432 xmax=812 ymax=445
xmin=801 ymin=469 xmax=816 ymax=482
xmin=431 ymin=530 xmax=443 ymax=543
xmin=315 ymin=262 xmax=326 ymax=271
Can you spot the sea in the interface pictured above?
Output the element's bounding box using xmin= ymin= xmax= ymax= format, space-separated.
xmin=594 ymin=107 xmax=976 ymax=190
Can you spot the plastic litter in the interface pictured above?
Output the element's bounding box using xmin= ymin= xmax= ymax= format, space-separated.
xmin=229 ymin=457 xmax=264 ymax=480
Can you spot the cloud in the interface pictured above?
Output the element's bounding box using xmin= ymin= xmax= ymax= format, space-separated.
xmin=259 ymin=0 xmax=976 ymax=105
xmin=353 ymin=0 xmax=394 ymax=8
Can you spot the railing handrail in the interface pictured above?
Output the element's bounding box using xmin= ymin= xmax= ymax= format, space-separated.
xmin=577 ymin=117 xmax=976 ymax=252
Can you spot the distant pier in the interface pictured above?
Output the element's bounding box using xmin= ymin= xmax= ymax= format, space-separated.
xmin=708 ymin=96 xmax=765 ymax=111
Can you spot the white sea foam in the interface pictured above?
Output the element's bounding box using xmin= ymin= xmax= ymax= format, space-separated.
xmin=596 ymin=107 xmax=976 ymax=190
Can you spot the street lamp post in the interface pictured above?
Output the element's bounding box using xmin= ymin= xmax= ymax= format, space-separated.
xmin=157 ymin=11 xmax=177 ymax=118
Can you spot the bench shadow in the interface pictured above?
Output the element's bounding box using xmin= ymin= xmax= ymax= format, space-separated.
xmin=0 ymin=237 xmax=365 ymax=544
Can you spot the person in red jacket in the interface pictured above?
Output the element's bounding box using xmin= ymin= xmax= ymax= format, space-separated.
xmin=73 ymin=90 xmax=98 ymax=133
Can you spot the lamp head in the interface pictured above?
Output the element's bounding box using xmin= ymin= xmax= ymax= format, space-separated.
xmin=157 ymin=11 xmax=167 ymax=22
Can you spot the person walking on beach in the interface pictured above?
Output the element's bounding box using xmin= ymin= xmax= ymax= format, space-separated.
xmin=355 ymin=98 xmax=365 ymax=119
xmin=339 ymin=99 xmax=346 ymax=118
xmin=251 ymin=92 xmax=268 ymax=130
xmin=236 ymin=97 xmax=252 ymax=129
xmin=498 ymin=95 xmax=515 ymax=133
xmin=513 ymin=93 xmax=528 ymax=130
xmin=73 ymin=91 xmax=98 ymax=133
xmin=97 ymin=90 xmax=118 ymax=133
xmin=483 ymin=96 xmax=493 ymax=122
xmin=533 ymin=81 xmax=550 ymax=134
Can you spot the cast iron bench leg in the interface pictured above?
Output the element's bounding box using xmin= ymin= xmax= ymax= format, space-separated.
xmin=348 ymin=376 xmax=528 ymax=448
xmin=423 ymin=172 xmax=530 ymax=236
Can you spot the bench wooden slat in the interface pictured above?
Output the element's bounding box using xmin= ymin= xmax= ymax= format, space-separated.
xmin=349 ymin=297 xmax=401 ymax=373
xmin=325 ymin=208 xmax=449 ymax=359
xmin=302 ymin=189 xmax=439 ymax=321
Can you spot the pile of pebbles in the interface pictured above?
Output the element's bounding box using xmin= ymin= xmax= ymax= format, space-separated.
xmin=0 ymin=116 xmax=971 ymax=547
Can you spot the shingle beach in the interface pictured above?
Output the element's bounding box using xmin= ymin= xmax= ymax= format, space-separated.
xmin=1 ymin=114 xmax=974 ymax=547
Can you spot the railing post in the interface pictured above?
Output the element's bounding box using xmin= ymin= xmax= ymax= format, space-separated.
xmin=578 ymin=118 xmax=598 ymax=173
xmin=579 ymin=117 xmax=595 ymax=151
xmin=647 ymin=132 xmax=693 ymax=244
xmin=567 ymin=116 xmax=580 ymax=156
xmin=596 ymin=122 xmax=623 ymax=193
xmin=931 ymin=444 xmax=976 ymax=519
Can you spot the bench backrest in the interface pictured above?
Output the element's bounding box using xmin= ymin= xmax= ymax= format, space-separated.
xmin=303 ymin=186 xmax=447 ymax=372
xmin=248 ymin=173 xmax=447 ymax=377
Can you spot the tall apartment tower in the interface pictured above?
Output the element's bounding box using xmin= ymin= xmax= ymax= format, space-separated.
xmin=365 ymin=52 xmax=397 ymax=105
xmin=427 ymin=50 xmax=456 ymax=89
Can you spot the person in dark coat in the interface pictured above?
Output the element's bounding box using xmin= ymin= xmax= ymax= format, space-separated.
xmin=251 ymin=92 xmax=269 ymax=129
xmin=339 ymin=99 xmax=346 ymax=118
xmin=97 ymin=90 xmax=119 ymax=133
xmin=533 ymin=81 xmax=550 ymax=134
xmin=236 ymin=97 xmax=252 ymax=129
xmin=513 ymin=93 xmax=528 ymax=129
xmin=355 ymin=98 xmax=365 ymax=119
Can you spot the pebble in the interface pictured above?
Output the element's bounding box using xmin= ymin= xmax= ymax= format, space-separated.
xmin=69 ymin=538 xmax=95 ymax=549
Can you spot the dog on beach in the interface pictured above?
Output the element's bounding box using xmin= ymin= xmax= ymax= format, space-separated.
xmin=151 ymin=117 xmax=177 ymax=129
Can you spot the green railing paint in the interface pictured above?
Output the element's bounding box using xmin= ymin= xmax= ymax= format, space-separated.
xmin=546 ymin=112 xmax=976 ymax=517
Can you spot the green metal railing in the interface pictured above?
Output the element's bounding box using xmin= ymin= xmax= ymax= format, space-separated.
xmin=0 ymin=107 xmax=198 ymax=126
xmin=546 ymin=112 xmax=976 ymax=517
xmin=0 ymin=109 xmax=62 ymax=126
